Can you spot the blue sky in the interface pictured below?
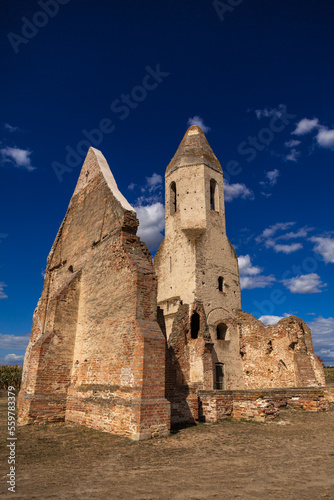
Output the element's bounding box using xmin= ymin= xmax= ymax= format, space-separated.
xmin=0 ymin=0 xmax=333 ymax=365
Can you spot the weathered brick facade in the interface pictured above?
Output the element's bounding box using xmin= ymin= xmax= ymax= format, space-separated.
xmin=154 ymin=125 xmax=327 ymax=425
xmin=18 ymin=126 xmax=328 ymax=439
xmin=18 ymin=148 xmax=170 ymax=440
xmin=199 ymin=387 xmax=329 ymax=423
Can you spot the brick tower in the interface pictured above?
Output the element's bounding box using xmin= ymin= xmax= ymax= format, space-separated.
xmin=155 ymin=125 xmax=241 ymax=334
xmin=155 ymin=125 xmax=244 ymax=393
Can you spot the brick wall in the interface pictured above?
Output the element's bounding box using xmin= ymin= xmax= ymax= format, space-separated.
xmin=235 ymin=312 xmax=326 ymax=389
xmin=18 ymin=148 xmax=170 ymax=440
xmin=163 ymin=301 xmax=214 ymax=424
xmin=199 ymin=387 xmax=329 ymax=423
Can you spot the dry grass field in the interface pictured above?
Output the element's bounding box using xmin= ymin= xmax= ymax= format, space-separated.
xmin=1 ymin=387 xmax=334 ymax=500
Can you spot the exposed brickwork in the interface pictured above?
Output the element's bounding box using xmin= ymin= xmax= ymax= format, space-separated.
xmin=199 ymin=388 xmax=329 ymax=423
xmin=154 ymin=125 xmax=326 ymax=426
xmin=161 ymin=301 xmax=326 ymax=425
xmin=164 ymin=302 xmax=214 ymax=424
xmin=234 ymin=311 xmax=325 ymax=388
xmin=18 ymin=127 xmax=328 ymax=440
xmin=324 ymin=387 xmax=334 ymax=404
xmin=18 ymin=148 xmax=170 ymax=440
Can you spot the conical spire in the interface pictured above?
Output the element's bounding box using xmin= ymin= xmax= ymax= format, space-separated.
xmin=166 ymin=125 xmax=222 ymax=175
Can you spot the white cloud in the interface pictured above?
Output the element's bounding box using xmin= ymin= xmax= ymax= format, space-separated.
xmin=146 ymin=173 xmax=163 ymax=190
xmin=285 ymin=140 xmax=301 ymax=148
xmin=306 ymin=316 xmax=334 ymax=365
xmin=238 ymin=255 xmax=275 ymax=290
xmin=136 ymin=202 xmax=165 ymax=251
xmin=255 ymin=104 xmax=287 ymax=120
xmin=292 ymin=118 xmax=320 ymax=135
xmin=0 ymin=333 xmax=30 ymax=349
xmin=132 ymin=172 xmax=165 ymax=251
xmin=238 ymin=255 xmax=261 ymax=276
xmin=290 ymin=117 xmax=334 ymax=154
xmin=4 ymin=353 xmax=25 ymax=364
xmin=265 ymin=240 xmax=303 ymax=254
xmin=260 ymin=169 xmax=280 ymax=187
xmin=308 ymin=316 xmax=334 ymax=338
xmin=266 ymin=169 xmax=280 ymax=185
xmin=224 ymin=181 xmax=254 ymax=202
xmin=256 ymin=222 xmax=296 ymax=242
xmin=128 ymin=182 xmax=136 ymax=190
xmin=257 ymin=223 xmax=312 ymax=254
xmin=4 ymin=123 xmax=20 ymax=133
xmin=276 ymin=227 xmax=311 ymax=240
xmin=187 ymin=116 xmax=211 ymax=134
xmin=135 ymin=172 xmax=164 ymax=207
xmin=282 ymin=273 xmax=326 ymax=294
xmin=285 ymin=148 xmax=300 ymax=162
xmin=0 ymin=282 xmax=8 ymax=299
xmin=310 ymin=236 xmax=334 ymax=264
xmin=240 ymin=275 xmax=276 ymax=290
xmin=0 ymin=146 xmax=35 ymax=171
xmin=259 ymin=314 xmax=289 ymax=325
xmin=316 ymin=127 xmax=334 ymax=149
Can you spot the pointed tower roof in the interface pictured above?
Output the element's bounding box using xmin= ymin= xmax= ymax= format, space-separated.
xmin=166 ymin=125 xmax=222 ymax=176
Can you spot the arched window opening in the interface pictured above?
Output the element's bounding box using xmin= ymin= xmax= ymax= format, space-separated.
xmin=215 ymin=363 xmax=224 ymax=389
xmin=210 ymin=179 xmax=219 ymax=212
xmin=190 ymin=312 xmax=200 ymax=339
xmin=218 ymin=276 xmax=224 ymax=292
xmin=216 ymin=323 xmax=228 ymax=340
xmin=170 ymin=181 xmax=177 ymax=214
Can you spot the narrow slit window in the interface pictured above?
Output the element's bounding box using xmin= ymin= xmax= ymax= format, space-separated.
xmin=190 ymin=312 xmax=200 ymax=339
xmin=170 ymin=181 xmax=177 ymax=214
xmin=215 ymin=363 xmax=224 ymax=389
xmin=218 ymin=276 xmax=224 ymax=292
xmin=210 ymin=179 xmax=219 ymax=212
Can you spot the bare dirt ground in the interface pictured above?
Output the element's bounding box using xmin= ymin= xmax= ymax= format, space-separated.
xmin=1 ymin=395 xmax=334 ymax=500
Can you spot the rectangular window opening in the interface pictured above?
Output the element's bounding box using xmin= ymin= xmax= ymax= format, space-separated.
xmin=215 ymin=363 xmax=224 ymax=390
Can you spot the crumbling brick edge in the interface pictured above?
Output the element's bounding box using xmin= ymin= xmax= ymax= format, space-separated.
xmin=198 ymin=387 xmax=333 ymax=423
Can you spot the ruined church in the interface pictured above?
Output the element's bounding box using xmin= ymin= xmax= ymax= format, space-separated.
xmin=18 ymin=125 xmax=328 ymax=440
